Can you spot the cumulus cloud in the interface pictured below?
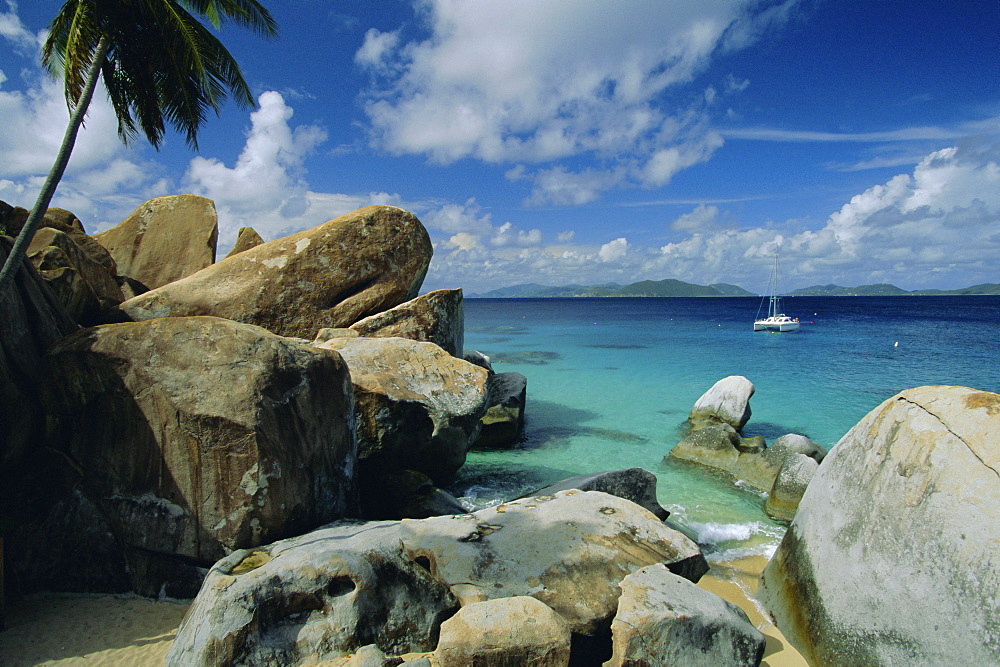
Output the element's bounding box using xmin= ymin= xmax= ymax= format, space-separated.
xmin=0 ymin=1 xmax=40 ymax=54
xmin=426 ymin=143 xmax=1000 ymax=294
xmin=359 ymin=0 xmax=796 ymax=204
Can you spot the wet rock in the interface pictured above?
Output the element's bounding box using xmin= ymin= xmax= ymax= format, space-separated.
xmin=474 ymin=372 xmax=527 ymax=448
xmin=764 ymin=453 xmax=818 ymax=522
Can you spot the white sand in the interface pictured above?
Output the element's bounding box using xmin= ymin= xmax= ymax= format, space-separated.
xmin=0 ymin=556 xmax=807 ymax=666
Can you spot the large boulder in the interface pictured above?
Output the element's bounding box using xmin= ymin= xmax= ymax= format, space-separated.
xmin=474 ymin=371 xmax=527 ymax=448
xmin=95 ymin=195 xmax=218 ymax=289
xmin=314 ymin=336 xmax=490 ymax=487
xmin=120 ymin=206 xmax=433 ymax=339
xmin=17 ymin=316 xmax=358 ymax=596
xmin=399 ymin=490 xmax=708 ymax=635
xmin=528 ymin=468 xmax=669 ymax=520
xmin=760 ymin=385 xmax=1000 ymax=665
xmin=688 ymin=375 xmax=754 ymax=432
xmin=166 ymin=521 xmax=459 ymax=666
xmin=349 ymin=288 xmax=464 ymax=357
xmin=0 ymin=237 xmax=78 ymax=530
xmin=607 ymin=564 xmax=765 ymax=666
xmin=434 ymin=596 xmax=571 ymax=667
xmin=27 ymin=227 xmax=124 ymax=324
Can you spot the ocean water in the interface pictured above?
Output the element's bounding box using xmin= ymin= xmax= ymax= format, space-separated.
xmin=450 ymin=296 xmax=1000 ymax=562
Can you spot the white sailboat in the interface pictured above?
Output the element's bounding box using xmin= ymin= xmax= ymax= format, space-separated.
xmin=754 ymin=252 xmax=799 ymax=332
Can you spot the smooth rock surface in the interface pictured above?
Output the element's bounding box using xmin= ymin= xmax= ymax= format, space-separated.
xmin=760 ymin=385 xmax=1000 ymax=666
xmin=121 ymin=205 xmax=432 ymax=338
xmin=95 ymin=195 xmax=218 ymax=289
xmin=434 ymin=596 xmax=571 ymax=667
xmin=315 ymin=336 xmax=490 ymax=484
xmin=764 ymin=453 xmax=818 ymax=522
xmin=34 ymin=316 xmax=358 ymax=595
xmin=350 ymin=288 xmax=464 ymax=356
xmin=689 ymin=375 xmax=754 ymax=431
xmin=167 ymin=521 xmax=458 ymax=666
xmin=400 ymin=490 xmax=708 ymax=635
xmin=606 ymin=564 xmax=765 ymax=667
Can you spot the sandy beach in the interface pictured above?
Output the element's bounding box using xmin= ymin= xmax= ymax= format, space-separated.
xmin=0 ymin=556 xmax=806 ymax=666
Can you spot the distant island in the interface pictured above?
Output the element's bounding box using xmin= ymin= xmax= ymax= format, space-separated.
xmin=467 ymin=279 xmax=1000 ymax=298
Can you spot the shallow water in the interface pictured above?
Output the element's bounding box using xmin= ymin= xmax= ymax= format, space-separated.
xmin=451 ymin=296 xmax=1000 ymax=560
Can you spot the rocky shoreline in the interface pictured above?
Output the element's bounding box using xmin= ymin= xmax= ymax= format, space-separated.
xmin=2 ymin=196 xmax=998 ymax=665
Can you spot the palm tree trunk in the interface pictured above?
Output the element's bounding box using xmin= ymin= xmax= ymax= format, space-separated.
xmin=0 ymin=36 xmax=110 ymax=300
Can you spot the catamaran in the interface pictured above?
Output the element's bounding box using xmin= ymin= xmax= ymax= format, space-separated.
xmin=754 ymin=252 xmax=799 ymax=332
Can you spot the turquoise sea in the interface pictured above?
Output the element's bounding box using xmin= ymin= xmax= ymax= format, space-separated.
xmin=451 ymin=296 xmax=1000 ymax=562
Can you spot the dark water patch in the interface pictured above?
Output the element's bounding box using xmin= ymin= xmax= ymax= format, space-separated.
xmin=492 ymin=350 xmax=562 ymax=365
xmin=529 ymin=425 xmax=648 ymax=445
xmin=468 ymin=324 xmax=531 ymax=336
xmin=742 ymin=420 xmax=814 ymax=444
xmin=446 ymin=462 xmax=577 ymax=509
xmin=585 ymin=343 xmax=649 ymax=350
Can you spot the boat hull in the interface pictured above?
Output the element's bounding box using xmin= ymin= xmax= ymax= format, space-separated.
xmin=754 ymin=318 xmax=800 ymax=332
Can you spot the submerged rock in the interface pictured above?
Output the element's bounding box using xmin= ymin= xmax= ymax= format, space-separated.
xmin=760 ymin=385 xmax=1000 ymax=665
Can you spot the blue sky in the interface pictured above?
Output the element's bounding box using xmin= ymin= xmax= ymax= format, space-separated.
xmin=2 ymin=1 xmax=998 ymax=294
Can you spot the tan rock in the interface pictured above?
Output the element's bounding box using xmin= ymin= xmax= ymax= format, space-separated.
xmin=27 ymin=227 xmax=124 ymax=323
xmin=606 ymin=564 xmax=764 ymax=666
xmin=38 ymin=316 xmax=358 ymax=596
xmin=760 ymin=385 xmax=1000 ymax=666
xmin=399 ymin=490 xmax=708 ymax=635
xmin=166 ymin=521 xmax=458 ymax=666
xmin=350 ymin=288 xmax=464 ymax=356
xmin=95 ymin=194 xmax=218 ymax=289
xmin=315 ymin=336 xmax=490 ymax=485
xmin=435 ymin=597 xmax=571 ymax=667
xmin=224 ymin=226 xmax=264 ymax=258
xmin=763 ymin=452 xmax=818 ymax=522
xmin=120 ymin=206 xmax=432 ymax=338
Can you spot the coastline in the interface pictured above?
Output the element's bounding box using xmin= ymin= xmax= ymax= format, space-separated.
xmin=0 ymin=556 xmax=807 ymax=666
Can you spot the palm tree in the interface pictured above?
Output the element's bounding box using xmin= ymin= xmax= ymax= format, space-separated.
xmin=0 ymin=0 xmax=277 ymax=299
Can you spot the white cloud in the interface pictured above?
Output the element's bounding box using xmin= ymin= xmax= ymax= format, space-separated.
xmin=671 ymin=204 xmax=722 ymax=232
xmin=360 ymin=0 xmax=796 ymax=204
xmin=426 ymin=143 xmax=1000 ymax=294
xmin=599 ymin=237 xmax=629 ymax=262
xmin=0 ymin=1 xmax=41 ymax=54
xmin=355 ymin=28 xmax=400 ymax=69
